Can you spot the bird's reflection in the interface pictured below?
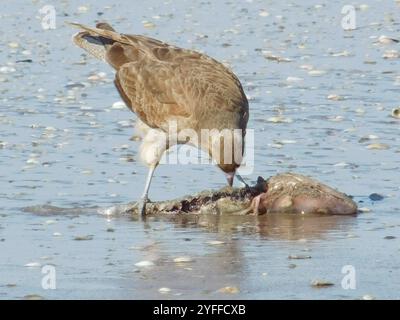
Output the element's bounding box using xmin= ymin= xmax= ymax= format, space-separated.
xmin=155 ymin=212 xmax=356 ymax=241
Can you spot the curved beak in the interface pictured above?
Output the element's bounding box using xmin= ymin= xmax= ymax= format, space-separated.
xmin=225 ymin=172 xmax=235 ymax=187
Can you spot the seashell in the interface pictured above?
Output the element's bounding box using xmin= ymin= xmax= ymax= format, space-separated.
xmin=112 ymin=101 xmax=126 ymax=109
xmin=24 ymin=262 xmax=41 ymax=267
xmin=8 ymin=42 xmax=19 ymax=48
xmin=308 ymin=70 xmax=326 ymax=76
xmin=378 ymin=35 xmax=399 ymax=44
xmin=259 ymin=10 xmax=269 ymax=17
xmin=158 ymin=287 xmax=171 ymax=293
xmin=143 ymin=21 xmax=156 ymax=29
xmin=311 ymin=279 xmax=334 ymax=288
xmin=206 ymin=240 xmax=225 ymax=245
xmin=382 ymin=50 xmax=399 ymax=59
xmin=391 ymin=108 xmax=400 ymax=119
xmin=218 ymin=286 xmax=239 ymax=294
xmin=173 ymin=256 xmax=194 ymax=263
xmin=366 ymin=143 xmax=390 ymax=150
xmin=135 ymin=260 xmax=155 ymax=267
xmin=327 ymin=94 xmax=343 ymax=101
xmin=286 ymin=76 xmax=303 ymax=82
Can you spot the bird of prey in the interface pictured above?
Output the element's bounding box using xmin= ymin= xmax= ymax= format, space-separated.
xmin=68 ymin=22 xmax=249 ymax=215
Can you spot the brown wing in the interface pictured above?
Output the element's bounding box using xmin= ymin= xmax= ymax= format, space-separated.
xmin=115 ymin=57 xmax=193 ymax=130
xmin=114 ymin=51 xmax=248 ymax=132
xmin=69 ymin=22 xmax=248 ymax=132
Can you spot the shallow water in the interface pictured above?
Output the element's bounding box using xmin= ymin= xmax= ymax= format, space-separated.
xmin=0 ymin=0 xmax=399 ymax=299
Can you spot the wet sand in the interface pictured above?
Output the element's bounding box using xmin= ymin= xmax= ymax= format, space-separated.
xmin=0 ymin=0 xmax=399 ymax=299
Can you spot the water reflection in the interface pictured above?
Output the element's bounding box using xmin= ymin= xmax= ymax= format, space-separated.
xmin=148 ymin=212 xmax=356 ymax=241
xmin=121 ymin=213 xmax=357 ymax=299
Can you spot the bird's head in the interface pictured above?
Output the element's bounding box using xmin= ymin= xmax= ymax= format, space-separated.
xmin=206 ymin=129 xmax=244 ymax=187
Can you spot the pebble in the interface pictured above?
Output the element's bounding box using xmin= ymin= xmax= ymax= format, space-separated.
xmin=358 ymin=207 xmax=371 ymax=213
xmin=362 ymin=294 xmax=376 ymax=300
xmin=135 ymin=260 xmax=155 ymax=267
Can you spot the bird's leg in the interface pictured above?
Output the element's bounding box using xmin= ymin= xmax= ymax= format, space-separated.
xmin=137 ymin=165 xmax=156 ymax=216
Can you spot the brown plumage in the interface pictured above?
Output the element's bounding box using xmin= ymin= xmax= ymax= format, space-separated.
xmin=69 ymin=22 xmax=249 ymax=214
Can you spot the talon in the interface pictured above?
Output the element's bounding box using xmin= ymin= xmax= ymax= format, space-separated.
xmin=138 ymin=198 xmax=151 ymax=216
